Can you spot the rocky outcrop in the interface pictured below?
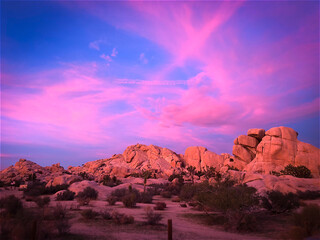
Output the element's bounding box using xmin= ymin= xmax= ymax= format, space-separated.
xmin=184 ymin=146 xmax=225 ymax=171
xmin=244 ymin=174 xmax=320 ymax=195
xmin=244 ymin=126 xmax=320 ymax=177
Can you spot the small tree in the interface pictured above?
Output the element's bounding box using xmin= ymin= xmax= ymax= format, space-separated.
xmin=142 ymin=170 xmax=152 ymax=193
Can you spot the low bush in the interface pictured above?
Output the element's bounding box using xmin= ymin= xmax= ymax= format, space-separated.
xmin=77 ymin=187 xmax=98 ymax=200
xmin=0 ymin=195 xmax=23 ymax=216
xmin=100 ymin=209 xmax=112 ymax=220
xmin=106 ymin=196 xmax=117 ymax=205
xmin=280 ymin=164 xmax=312 ymax=178
xmin=262 ymin=191 xmax=300 ymax=213
xmin=56 ymin=190 xmax=75 ymax=201
xmin=52 ymin=204 xmax=70 ymax=235
xmin=195 ymin=184 xmax=258 ymax=213
xmin=81 ymin=209 xmax=99 ymax=219
xmin=144 ymin=207 xmax=162 ymax=225
xmin=154 ymin=202 xmax=166 ymax=210
xmin=297 ymin=190 xmax=320 ymax=200
xmin=101 ymin=175 xmax=122 ymax=187
xmin=122 ymin=193 xmax=137 ymax=208
xmin=160 ymin=191 xmax=172 ymax=198
xmin=225 ymin=210 xmax=257 ymax=232
xmin=42 ymin=184 xmax=69 ymax=195
xmin=293 ymin=204 xmax=320 ymax=237
xmin=179 ymin=184 xmax=197 ymax=201
xmin=34 ymin=196 xmax=50 ymax=208
xmin=111 ymin=188 xmax=127 ymax=201
xmin=111 ymin=211 xmax=134 ymax=224
xmin=140 ymin=192 xmax=153 ymax=203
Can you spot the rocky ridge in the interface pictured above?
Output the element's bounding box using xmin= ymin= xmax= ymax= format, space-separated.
xmin=1 ymin=126 xmax=319 ymax=194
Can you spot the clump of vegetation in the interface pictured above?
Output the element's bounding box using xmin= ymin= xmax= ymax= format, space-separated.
xmin=101 ymin=175 xmax=122 ymax=187
xmin=81 ymin=209 xmax=99 ymax=219
xmin=106 ymin=195 xmax=117 ymax=205
xmin=291 ymin=204 xmax=320 ymax=238
xmin=168 ymin=172 xmax=184 ymax=183
xmin=23 ymin=182 xmax=69 ymax=197
xmin=297 ymin=190 xmax=320 ymax=200
xmin=78 ymin=172 xmax=93 ymax=180
xmin=140 ymin=192 xmax=153 ymax=203
xmin=122 ymin=192 xmax=137 ymax=208
xmin=34 ymin=196 xmax=50 ymax=208
xmin=79 ymin=187 xmax=98 ymax=200
xmin=56 ymin=190 xmax=75 ymax=201
xmin=0 ymin=195 xmax=23 ymax=216
xmin=154 ymin=202 xmax=166 ymax=210
xmin=52 ymin=203 xmax=71 ymax=235
xmin=227 ymin=165 xmax=240 ymax=171
xmin=160 ymin=191 xmax=172 ymax=198
xmin=144 ymin=207 xmax=163 ymax=225
xmin=262 ymin=191 xmax=300 ymax=214
xmin=280 ymin=164 xmax=312 ymax=178
xmin=224 ymin=210 xmax=258 ymax=232
xmin=111 ymin=211 xmax=134 ymax=224
xmin=100 ymin=209 xmax=112 ymax=220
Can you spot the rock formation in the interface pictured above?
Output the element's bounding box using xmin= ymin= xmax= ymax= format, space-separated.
xmin=0 ymin=126 xmax=319 ymax=195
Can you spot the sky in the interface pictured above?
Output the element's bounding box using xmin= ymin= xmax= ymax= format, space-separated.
xmin=1 ymin=0 xmax=319 ymax=169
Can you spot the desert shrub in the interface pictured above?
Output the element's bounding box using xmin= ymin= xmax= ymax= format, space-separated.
xmin=101 ymin=175 xmax=122 ymax=187
xmin=148 ymin=183 xmax=166 ymax=195
xmin=168 ymin=173 xmax=184 ymax=183
xmin=122 ymin=193 xmax=137 ymax=208
xmin=111 ymin=188 xmax=127 ymax=200
xmin=144 ymin=207 xmax=163 ymax=225
xmin=111 ymin=211 xmax=134 ymax=224
xmin=77 ymin=187 xmax=98 ymax=200
xmin=23 ymin=181 xmax=46 ymax=197
xmin=270 ymin=171 xmax=281 ymax=177
xmin=77 ymin=196 xmax=90 ymax=206
xmin=297 ymin=190 xmax=320 ymax=200
xmin=160 ymin=191 xmax=172 ymax=198
xmin=81 ymin=209 xmax=99 ymax=219
xmin=78 ymin=172 xmax=92 ymax=180
xmin=179 ymin=184 xmax=197 ymax=201
xmin=227 ymin=165 xmax=240 ymax=171
xmin=154 ymin=202 xmax=166 ymax=210
xmin=106 ymin=196 xmax=117 ymax=205
xmin=262 ymin=191 xmax=300 ymax=213
xmin=52 ymin=204 xmax=70 ymax=235
xmin=172 ymin=196 xmax=180 ymax=202
xmin=224 ymin=210 xmax=257 ymax=232
xmin=140 ymin=192 xmax=153 ymax=203
xmin=280 ymin=164 xmax=312 ymax=178
xmin=43 ymin=184 xmax=69 ymax=195
xmin=0 ymin=181 xmax=4 ymax=187
xmin=203 ymin=167 xmax=217 ymax=180
xmin=0 ymin=195 xmax=23 ymax=216
xmin=180 ymin=203 xmax=187 ymax=208
xmin=56 ymin=190 xmax=75 ymax=201
xmin=100 ymin=209 xmax=112 ymax=220
xmin=293 ymin=204 xmax=320 ymax=237
xmin=195 ymin=185 xmax=258 ymax=213
xmin=34 ymin=196 xmax=50 ymax=208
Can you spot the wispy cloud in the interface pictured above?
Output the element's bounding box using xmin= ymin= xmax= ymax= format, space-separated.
xmin=111 ymin=48 xmax=118 ymax=57
xmin=89 ymin=39 xmax=106 ymax=51
xmin=139 ymin=53 xmax=148 ymax=64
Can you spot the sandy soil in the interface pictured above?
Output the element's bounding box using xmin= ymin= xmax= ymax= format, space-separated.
xmin=0 ymin=188 xmax=287 ymax=240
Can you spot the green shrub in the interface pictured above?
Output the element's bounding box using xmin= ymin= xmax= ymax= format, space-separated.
xmin=56 ymin=190 xmax=75 ymax=201
xmin=81 ymin=209 xmax=99 ymax=219
xmin=0 ymin=195 xmax=23 ymax=216
xmin=144 ymin=207 xmax=162 ymax=225
xmin=280 ymin=164 xmax=312 ymax=178
xmin=262 ymin=191 xmax=300 ymax=213
xmin=293 ymin=204 xmax=320 ymax=237
xmin=154 ymin=202 xmax=166 ymax=210
xmin=77 ymin=187 xmax=98 ymax=200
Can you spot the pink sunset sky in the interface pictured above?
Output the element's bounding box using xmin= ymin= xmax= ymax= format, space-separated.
xmin=1 ymin=0 xmax=319 ymax=169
